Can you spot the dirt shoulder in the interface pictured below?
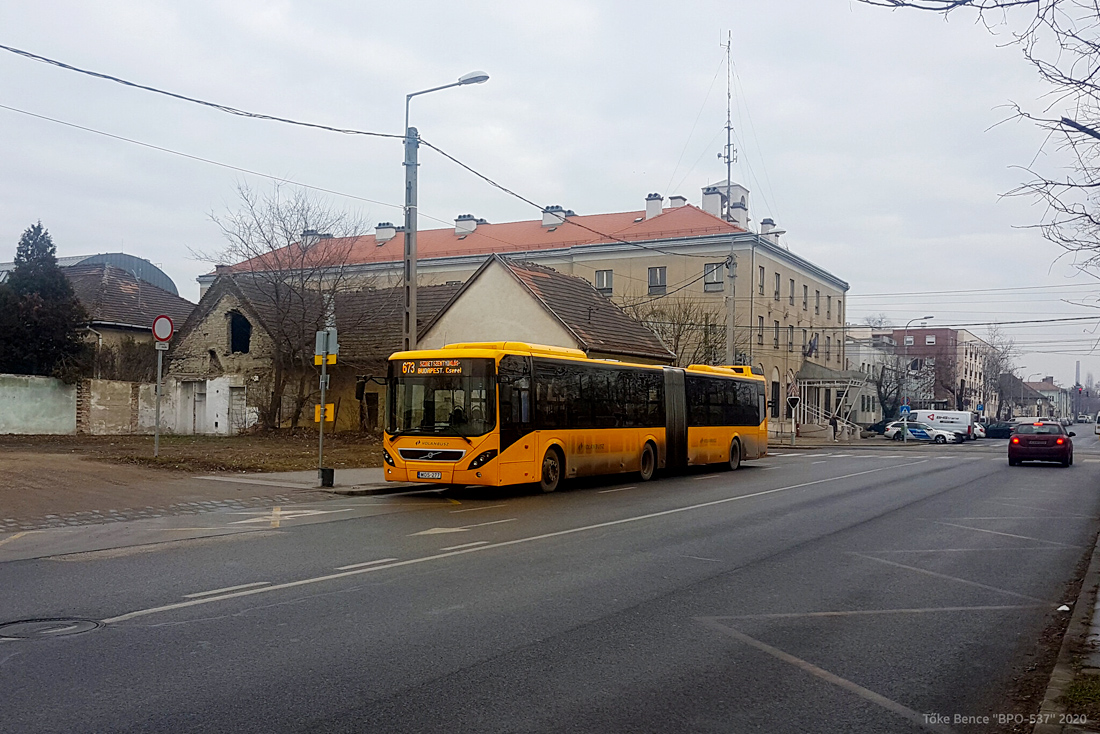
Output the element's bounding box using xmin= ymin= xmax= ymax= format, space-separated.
xmin=0 ymin=433 xmax=382 ymax=524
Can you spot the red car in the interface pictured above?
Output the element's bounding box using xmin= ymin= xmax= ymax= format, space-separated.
xmin=1008 ymin=422 xmax=1075 ymax=467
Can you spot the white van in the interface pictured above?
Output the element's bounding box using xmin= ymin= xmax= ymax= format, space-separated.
xmin=910 ymin=410 xmax=975 ymax=440
xmin=1095 ymin=412 xmax=1100 ymax=435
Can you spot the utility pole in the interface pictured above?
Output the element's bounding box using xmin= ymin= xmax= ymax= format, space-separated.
xmin=402 ymin=123 xmax=419 ymax=352
xmin=725 ymin=253 xmax=737 ymax=365
xmin=721 ymin=30 xmax=739 ymax=365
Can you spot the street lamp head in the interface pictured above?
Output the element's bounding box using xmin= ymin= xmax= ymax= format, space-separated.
xmin=922 ymin=315 xmax=934 ymax=320
xmin=459 ymin=70 xmax=490 ymax=85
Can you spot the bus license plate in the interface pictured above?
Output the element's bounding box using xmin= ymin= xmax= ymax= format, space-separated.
xmin=417 ymin=471 xmax=443 ymax=480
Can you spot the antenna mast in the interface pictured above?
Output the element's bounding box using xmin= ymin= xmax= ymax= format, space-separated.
xmin=719 ymin=31 xmax=737 ymax=222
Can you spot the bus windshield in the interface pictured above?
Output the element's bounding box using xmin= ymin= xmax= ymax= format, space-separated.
xmin=387 ymin=358 xmax=495 ymax=438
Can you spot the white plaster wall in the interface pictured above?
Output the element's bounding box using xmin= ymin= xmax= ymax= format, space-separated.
xmin=420 ymin=261 xmax=579 ymax=350
xmin=0 ymin=374 xmax=76 ymax=435
xmin=87 ymin=379 xmax=133 ymax=435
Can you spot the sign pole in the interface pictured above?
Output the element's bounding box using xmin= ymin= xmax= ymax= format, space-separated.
xmin=155 ymin=348 xmax=162 ymax=457
xmin=318 ymin=339 xmax=328 ymax=482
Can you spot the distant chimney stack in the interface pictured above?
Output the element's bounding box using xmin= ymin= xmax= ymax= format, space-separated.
xmin=542 ymin=205 xmax=566 ymax=227
xmin=645 ymin=193 xmax=663 ymax=220
xmin=455 ymin=214 xmax=478 ymax=236
xmin=668 ymin=195 xmax=687 ymax=208
xmin=760 ymin=218 xmax=780 ymax=245
xmin=300 ymin=229 xmax=320 ymax=247
xmin=375 ymin=222 xmax=397 ymax=245
xmin=701 ymin=186 xmax=723 ymax=217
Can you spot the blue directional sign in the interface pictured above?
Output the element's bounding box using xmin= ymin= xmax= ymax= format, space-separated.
xmin=899 ymin=405 xmax=911 ymax=416
xmin=976 ymin=404 xmax=984 ymax=412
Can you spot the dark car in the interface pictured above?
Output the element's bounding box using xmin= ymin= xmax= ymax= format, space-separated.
xmin=1008 ymin=422 xmax=1074 ymax=467
xmin=984 ymin=421 xmax=1015 ymax=439
xmin=866 ymin=418 xmax=892 ymax=435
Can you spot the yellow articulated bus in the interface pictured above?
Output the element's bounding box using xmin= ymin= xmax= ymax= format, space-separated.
xmin=382 ymin=342 xmax=768 ymax=492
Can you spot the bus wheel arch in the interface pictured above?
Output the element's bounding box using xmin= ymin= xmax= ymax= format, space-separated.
xmin=639 ymin=441 xmax=657 ymax=481
xmin=539 ymin=445 xmax=564 ymax=493
xmin=728 ymin=438 xmax=742 ymax=471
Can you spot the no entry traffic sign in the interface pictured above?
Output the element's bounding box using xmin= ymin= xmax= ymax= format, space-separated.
xmin=152 ymin=314 xmax=174 ymax=342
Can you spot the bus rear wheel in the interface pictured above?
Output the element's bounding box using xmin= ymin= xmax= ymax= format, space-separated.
xmin=728 ymin=439 xmax=742 ymax=471
xmin=639 ymin=442 xmax=656 ymax=481
xmin=539 ymin=447 xmax=563 ymax=493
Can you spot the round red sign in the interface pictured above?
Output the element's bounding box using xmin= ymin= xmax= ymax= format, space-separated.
xmin=152 ymin=315 xmax=174 ymax=342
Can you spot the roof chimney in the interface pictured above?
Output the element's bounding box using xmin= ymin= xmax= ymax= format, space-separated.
xmin=300 ymin=229 xmax=320 ymax=248
xmin=645 ymin=193 xmax=663 ymax=220
xmin=760 ymin=218 xmax=781 ymax=245
xmin=542 ymin=205 xmax=566 ymax=228
xmin=701 ymin=186 xmax=723 ymax=217
xmin=668 ymin=195 xmax=687 ymax=208
xmin=455 ymin=214 xmax=478 ymax=236
xmin=375 ymin=222 xmax=396 ymax=245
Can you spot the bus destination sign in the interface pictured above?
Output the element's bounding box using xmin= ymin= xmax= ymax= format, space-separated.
xmin=402 ymin=359 xmax=464 ymax=376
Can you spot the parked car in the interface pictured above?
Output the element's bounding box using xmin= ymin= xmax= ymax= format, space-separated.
xmin=984 ymin=421 xmax=1015 ymax=439
xmin=972 ymin=422 xmax=986 ymax=439
xmin=866 ymin=418 xmax=893 ymax=435
xmin=883 ymin=420 xmax=964 ymax=444
xmin=1008 ymin=421 xmax=1074 ymax=466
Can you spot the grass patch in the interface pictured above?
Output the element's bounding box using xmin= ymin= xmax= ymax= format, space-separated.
xmin=0 ymin=431 xmax=382 ymax=473
xmin=1062 ymin=674 xmax=1100 ymax=719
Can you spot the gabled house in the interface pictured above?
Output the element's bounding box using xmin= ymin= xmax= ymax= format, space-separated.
xmin=65 ymin=262 xmax=194 ymax=347
xmin=418 ymin=255 xmax=675 ymax=364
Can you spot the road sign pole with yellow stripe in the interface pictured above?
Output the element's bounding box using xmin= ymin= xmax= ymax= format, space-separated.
xmin=315 ymin=328 xmax=338 ymax=487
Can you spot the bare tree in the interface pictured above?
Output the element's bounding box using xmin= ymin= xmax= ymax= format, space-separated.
xmin=859 ymin=0 xmax=1100 ymax=262
xmin=620 ymin=294 xmax=747 ymax=367
xmin=862 ymin=313 xmax=895 ymax=328
xmin=981 ymin=324 xmax=1019 ymax=417
xmin=194 ymin=182 xmax=370 ymax=429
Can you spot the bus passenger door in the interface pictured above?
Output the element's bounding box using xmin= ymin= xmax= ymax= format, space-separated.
xmin=498 ymin=356 xmax=535 ymax=484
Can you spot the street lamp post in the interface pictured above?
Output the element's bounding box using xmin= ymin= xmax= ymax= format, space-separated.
xmin=901 ymin=315 xmax=934 ymax=443
xmin=402 ymin=70 xmax=489 ymax=352
xmin=1026 ymin=372 xmax=1042 ymax=417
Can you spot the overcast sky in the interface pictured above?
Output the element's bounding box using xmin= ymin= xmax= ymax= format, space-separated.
xmin=1 ymin=1 xmax=1095 ymax=387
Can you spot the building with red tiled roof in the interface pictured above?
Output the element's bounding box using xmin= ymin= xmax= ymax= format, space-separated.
xmin=201 ymin=184 xmax=852 ymax=432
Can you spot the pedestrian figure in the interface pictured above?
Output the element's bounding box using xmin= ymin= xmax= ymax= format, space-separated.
xmin=829 ymin=414 xmax=838 ymax=442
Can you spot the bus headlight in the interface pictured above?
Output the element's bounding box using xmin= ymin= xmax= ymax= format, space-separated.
xmin=468 ymin=450 xmax=498 ymax=469
xmin=382 ymin=448 xmax=396 ymax=467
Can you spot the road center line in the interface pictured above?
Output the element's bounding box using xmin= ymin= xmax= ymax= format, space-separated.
xmin=183 ymin=582 xmax=271 ymax=599
xmin=335 ymin=558 xmax=399 ymax=571
xmin=697 ymin=618 xmax=955 ymax=733
xmin=716 ymin=604 xmax=1046 ymax=620
xmin=101 ymin=460 xmax=929 ymax=625
xmin=439 ymin=541 xmax=488 ymax=551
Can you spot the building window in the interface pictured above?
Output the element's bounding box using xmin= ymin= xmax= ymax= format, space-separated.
xmin=925 ymin=334 xmax=936 ymax=345
xmin=787 ymin=325 xmax=794 ymax=351
xmin=826 ymin=295 xmax=832 ymax=319
xmin=757 ymin=316 xmax=764 ymax=345
xmin=774 ymin=273 xmax=781 ymax=301
xmin=229 ymin=311 xmax=251 ymax=354
xmin=594 ymin=269 xmax=613 ymax=296
xmin=703 ymin=263 xmax=724 ymax=292
xmin=837 ymin=299 xmax=843 ymax=324
xmin=648 ymin=266 xmax=666 ymax=295
xmin=815 ymin=290 xmax=821 ymax=315
xmin=802 ymin=329 xmax=808 ymax=352
xmin=802 ymin=285 xmax=808 ymax=311
xmin=773 ymin=320 xmax=780 ymax=348
xmin=758 ymin=266 xmax=765 ymax=295
xmin=825 ymin=336 xmax=832 ymax=361
xmin=789 ymin=278 xmax=795 ymax=305
xmin=904 ymin=335 xmax=914 ymax=346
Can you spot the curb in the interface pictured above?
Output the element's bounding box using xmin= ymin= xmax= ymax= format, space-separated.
xmin=326 ymin=483 xmax=418 ymax=497
xmin=1034 ymin=534 xmax=1100 ymax=734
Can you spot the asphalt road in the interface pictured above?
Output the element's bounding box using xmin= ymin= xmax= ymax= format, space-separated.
xmin=2 ymin=434 xmax=1099 ymax=733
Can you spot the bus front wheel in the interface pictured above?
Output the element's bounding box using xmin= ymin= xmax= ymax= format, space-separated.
xmin=539 ymin=447 xmax=563 ymax=493
xmin=639 ymin=442 xmax=656 ymax=481
xmin=728 ymin=439 xmax=742 ymax=471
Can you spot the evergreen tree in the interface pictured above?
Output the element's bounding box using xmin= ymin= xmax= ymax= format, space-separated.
xmin=0 ymin=223 xmax=87 ymax=377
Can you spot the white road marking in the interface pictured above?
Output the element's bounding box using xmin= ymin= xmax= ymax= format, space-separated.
xmin=439 ymin=541 xmax=488 ymax=551
xmin=1085 ymin=459 xmax=1100 ymax=463
xmin=183 ymin=581 xmax=271 ymax=599
xmin=860 ymin=547 xmax=1065 ymax=554
xmin=990 ymin=500 xmax=1091 ymax=517
xmin=698 ymin=618 xmax=954 ymax=734
xmin=693 ymin=474 xmax=720 ymax=481
xmin=229 ymin=508 xmax=354 ymax=525
xmin=449 ymin=504 xmax=506 ymax=514
xmin=410 ymin=518 xmax=517 ymax=536
xmin=101 ymin=460 xmax=928 ymax=625
xmin=934 ymin=521 xmax=1080 ymax=547
xmin=598 ymin=487 xmax=633 ymax=493
xmin=335 ymin=558 xmax=399 ymax=571
xmin=850 ymin=553 xmax=1046 ymax=602
xmin=811 ymin=461 xmax=827 ymax=465
xmin=716 ymin=604 xmax=1046 ymax=620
